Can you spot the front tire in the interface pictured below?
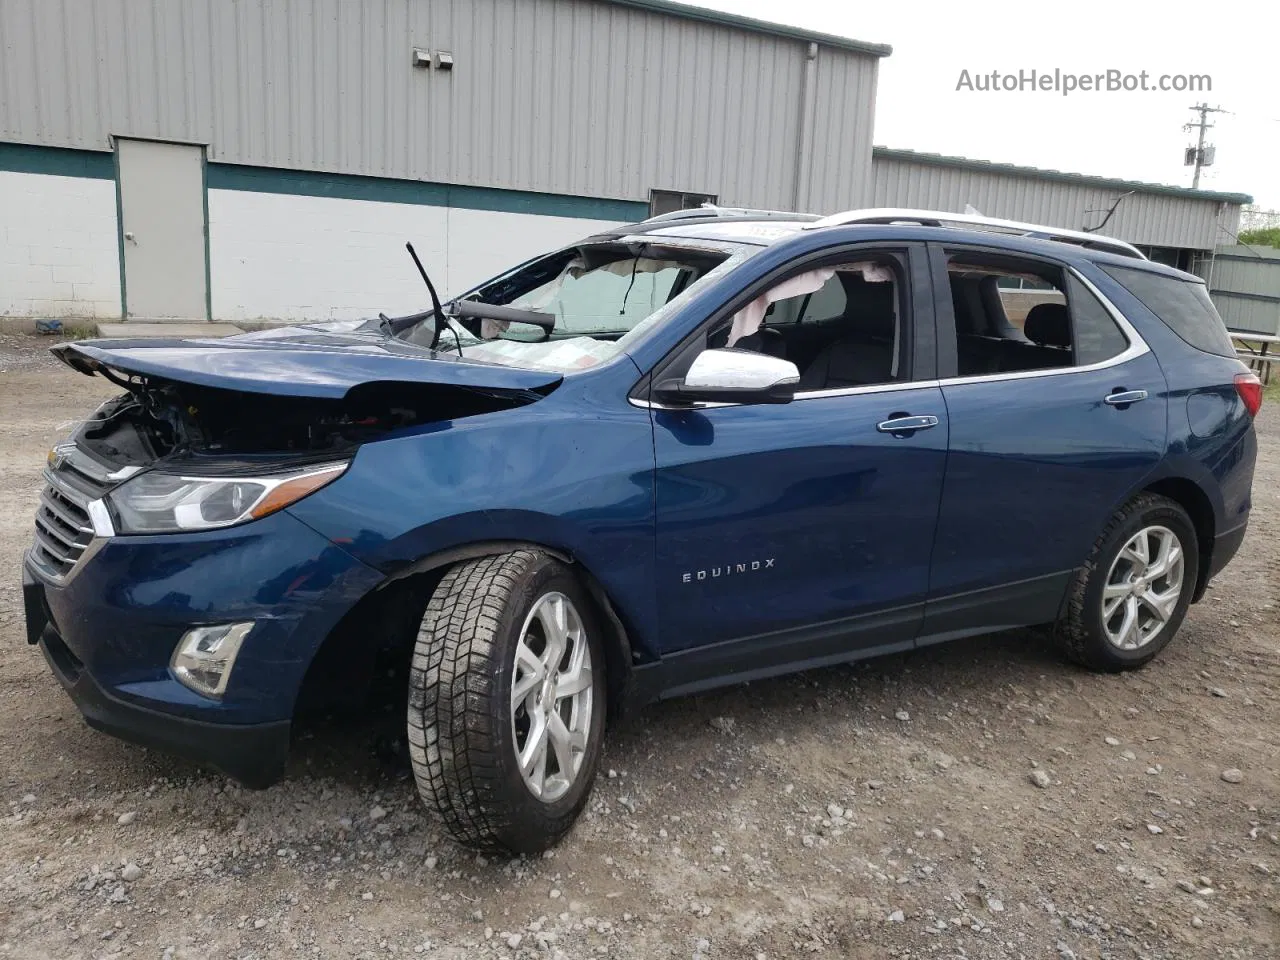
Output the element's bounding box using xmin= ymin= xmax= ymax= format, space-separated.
xmin=1058 ymin=493 xmax=1199 ymax=672
xmin=407 ymin=551 xmax=606 ymax=854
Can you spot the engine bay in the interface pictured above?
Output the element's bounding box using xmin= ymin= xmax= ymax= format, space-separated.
xmin=75 ymin=376 xmax=542 ymax=468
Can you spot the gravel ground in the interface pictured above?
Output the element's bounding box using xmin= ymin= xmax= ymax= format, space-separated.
xmin=0 ymin=332 xmax=1277 ymax=959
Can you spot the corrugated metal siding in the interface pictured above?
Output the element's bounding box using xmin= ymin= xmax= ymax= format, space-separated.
xmin=1194 ymin=246 xmax=1280 ymax=335
xmin=0 ymin=0 xmax=879 ymax=208
xmin=803 ymin=52 xmax=877 ymax=212
xmin=870 ymin=155 xmax=1237 ymax=250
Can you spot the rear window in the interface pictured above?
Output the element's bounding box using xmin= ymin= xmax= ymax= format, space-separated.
xmin=1102 ymin=265 xmax=1235 ymax=358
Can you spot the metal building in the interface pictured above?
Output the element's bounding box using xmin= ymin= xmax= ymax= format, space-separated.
xmin=0 ymin=0 xmax=1256 ymax=327
xmin=872 ymin=148 xmax=1250 ymax=269
xmin=0 ymin=0 xmax=885 ymax=324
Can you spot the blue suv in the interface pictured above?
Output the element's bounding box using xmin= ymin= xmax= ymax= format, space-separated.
xmin=23 ymin=208 xmax=1259 ymax=853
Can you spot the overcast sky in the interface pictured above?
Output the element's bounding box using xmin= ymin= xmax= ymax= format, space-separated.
xmin=700 ymin=0 xmax=1280 ymax=219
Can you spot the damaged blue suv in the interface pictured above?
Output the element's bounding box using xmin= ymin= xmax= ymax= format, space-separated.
xmin=23 ymin=208 xmax=1259 ymax=853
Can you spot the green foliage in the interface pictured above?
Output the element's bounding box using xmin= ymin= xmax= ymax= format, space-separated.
xmin=1238 ymin=227 xmax=1280 ymax=249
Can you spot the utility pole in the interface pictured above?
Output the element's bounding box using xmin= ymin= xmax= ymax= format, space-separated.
xmin=1183 ymin=103 xmax=1225 ymax=188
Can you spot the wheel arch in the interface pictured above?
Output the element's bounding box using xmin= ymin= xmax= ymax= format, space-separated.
xmin=294 ymin=539 xmax=645 ymax=725
xmin=1139 ymin=476 xmax=1216 ymax=601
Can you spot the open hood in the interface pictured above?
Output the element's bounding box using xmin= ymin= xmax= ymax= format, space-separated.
xmin=51 ymin=329 xmax=563 ymax=399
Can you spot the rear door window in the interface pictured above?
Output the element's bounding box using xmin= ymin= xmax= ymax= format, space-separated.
xmin=943 ymin=252 xmax=1130 ymax=375
xmin=1101 ymin=265 xmax=1235 ymax=358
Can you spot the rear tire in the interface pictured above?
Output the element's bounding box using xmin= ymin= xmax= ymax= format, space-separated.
xmin=1058 ymin=493 xmax=1199 ymax=672
xmin=407 ymin=550 xmax=606 ymax=854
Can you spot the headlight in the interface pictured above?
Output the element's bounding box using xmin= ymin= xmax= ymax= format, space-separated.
xmin=108 ymin=462 xmax=348 ymax=534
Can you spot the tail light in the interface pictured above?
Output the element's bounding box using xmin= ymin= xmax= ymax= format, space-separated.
xmin=1234 ymin=372 xmax=1263 ymax=418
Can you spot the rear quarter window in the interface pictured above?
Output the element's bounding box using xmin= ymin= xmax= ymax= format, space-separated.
xmin=1101 ymin=264 xmax=1235 ymax=358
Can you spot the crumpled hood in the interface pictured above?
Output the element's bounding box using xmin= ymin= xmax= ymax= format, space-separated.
xmin=51 ymin=324 xmax=563 ymax=399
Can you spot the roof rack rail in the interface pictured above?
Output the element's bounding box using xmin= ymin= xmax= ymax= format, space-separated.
xmin=642 ymin=203 xmax=817 ymax=224
xmin=803 ymin=208 xmax=1146 ymax=260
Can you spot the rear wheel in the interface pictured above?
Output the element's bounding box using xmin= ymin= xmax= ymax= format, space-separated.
xmin=1058 ymin=493 xmax=1199 ymax=671
xmin=406 ymin=551 xmax=606 ymax=854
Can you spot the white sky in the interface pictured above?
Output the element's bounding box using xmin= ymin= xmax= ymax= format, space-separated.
xmin=699 ymin=0 xmax=1280 ymax=215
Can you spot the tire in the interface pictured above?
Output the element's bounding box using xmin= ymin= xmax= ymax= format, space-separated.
xmin=407 ymin=550 xmax=607 ymax=854
xmin=1058 ymin=493 xmax=1199 ymax=672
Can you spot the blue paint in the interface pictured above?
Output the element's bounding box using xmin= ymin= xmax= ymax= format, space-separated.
xmin=54 ymin=333 xmax=565 ymax=398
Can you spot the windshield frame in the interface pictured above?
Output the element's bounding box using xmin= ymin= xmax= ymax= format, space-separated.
xmin=391 ymin=236 xmax=760 ymax=375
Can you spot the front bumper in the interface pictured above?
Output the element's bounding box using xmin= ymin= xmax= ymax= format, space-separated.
xmin=22 ymin=507 xmax=384 ymax=784
xmin=36 ymin=619 xmax=290 ymax=787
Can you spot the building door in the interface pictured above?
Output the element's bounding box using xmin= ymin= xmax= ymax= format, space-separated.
xmin=115 ymin=138 xmax=208 ymax=321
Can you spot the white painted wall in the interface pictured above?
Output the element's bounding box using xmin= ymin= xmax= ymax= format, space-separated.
xmin=0 ymin=171 xmax=121 ymax=319
xmin=207 ymin=190 xmax=620 ymax=324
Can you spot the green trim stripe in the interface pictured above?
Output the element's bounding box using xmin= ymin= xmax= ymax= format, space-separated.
xmin=206 ymin=163 xmax=648 ymax=221
xmin=873 ymin=146 xmax=1253 ymax=205
xmin=0 ymin=142 xmax=648 ymax=222
xmin=0 ymin=141 xmax=115 ymax=179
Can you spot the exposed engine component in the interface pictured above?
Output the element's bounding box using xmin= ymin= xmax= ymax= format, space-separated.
xmin=74 ymin=376 xmax=538 ymax=468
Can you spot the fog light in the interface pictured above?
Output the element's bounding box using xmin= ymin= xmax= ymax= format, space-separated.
xmin=171 ymin=623 xmax=252 ymax=698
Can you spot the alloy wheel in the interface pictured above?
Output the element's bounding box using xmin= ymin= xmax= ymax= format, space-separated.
xmin=510 ymin=592 xmax=594 ymax=802
xmin=1101 ymin=525 xmax=1185 ymax=651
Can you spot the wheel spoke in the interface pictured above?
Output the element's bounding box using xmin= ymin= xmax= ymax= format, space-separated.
xmin=1102 ymin=581 xmax=1130 ymax=619
xmin=536 ymin=599 xmax=568 ymax=671
xmin=511 ymin=671 xmax=542 ymax=709
xmin=1121 ymin=533 xmax=1149 ymax=570
xmin=557 ymin=660 xmax=593 ymax=698
xmin=1114 ymin=596 xmax=1140 ymax=649
xmin=546 ymin=710 xmax=585 ymax=780
xmin=1148 ymin=538 xmax=1182 ymax=580
xmin=519 ymin=712 xmax=550 ymax=794
xmin=1140 ymin=586 xmax=1178 ymax=623
xmin=512 ymin=639 xmax=545 ymax=707
xmin=510 ymin=590 xmax=594 ymax=804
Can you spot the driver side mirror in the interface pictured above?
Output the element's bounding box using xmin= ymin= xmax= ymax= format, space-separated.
xmin=653 ymin=348 xmax=801 ymax=405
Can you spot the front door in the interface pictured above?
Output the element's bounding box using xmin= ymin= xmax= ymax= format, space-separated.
xmin=116 ymin=138 xmax=208 ymax=321
xmin=649 ymin=246 xmax=949 ymax=693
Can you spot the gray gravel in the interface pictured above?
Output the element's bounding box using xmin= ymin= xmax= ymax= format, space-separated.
xmin=0 ymin=335 xmax=1277 ymax=958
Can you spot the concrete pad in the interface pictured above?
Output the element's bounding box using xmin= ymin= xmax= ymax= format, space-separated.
xmin=94 ymin=322 xmax=245 ymax=339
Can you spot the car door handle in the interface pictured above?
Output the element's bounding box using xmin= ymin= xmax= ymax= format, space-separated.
xmin=876 ymin=415 xmax=940 ymax=434
xmin=1104 ymin=389 xmax=1148 ymax=406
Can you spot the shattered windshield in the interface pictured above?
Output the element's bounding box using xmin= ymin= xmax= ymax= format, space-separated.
xmin=397 ymin=240 xmax=750 ymax=373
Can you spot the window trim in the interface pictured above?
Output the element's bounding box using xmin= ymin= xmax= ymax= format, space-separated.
xmin=631 ymin=242 xmax=933 ymax=409
xmin=936 ymin=266 xmax=1149 ymax=387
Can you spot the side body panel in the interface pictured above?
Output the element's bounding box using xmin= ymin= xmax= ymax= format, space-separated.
xmin=928 ymin=351 xmax=1169 ymax=605
xmin=286 ymin=358 xmax=662 ymax=658
xmin=651 ymin=385 xmax=948 ymax=658
xmin=1083 ymin=262 xmax=1256 ymax=546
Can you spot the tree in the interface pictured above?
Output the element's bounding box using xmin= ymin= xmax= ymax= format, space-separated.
xmin=1238 ymin=227 xmax=1280 ymax=249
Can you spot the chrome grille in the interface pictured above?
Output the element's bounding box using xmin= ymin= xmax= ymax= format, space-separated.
xmin=30 ymin=444 xmax=117 ymax=580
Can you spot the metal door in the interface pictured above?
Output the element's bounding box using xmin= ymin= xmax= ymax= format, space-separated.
xmin=116 ymin=138 xmax=208 ymax=321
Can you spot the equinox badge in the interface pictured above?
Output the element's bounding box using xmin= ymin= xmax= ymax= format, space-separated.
xmin=682 ymin=559 xmax=775 ymax=583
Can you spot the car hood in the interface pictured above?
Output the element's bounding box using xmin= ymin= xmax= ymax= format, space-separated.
xmin=50 ymin=324 xmax=563 ymax=399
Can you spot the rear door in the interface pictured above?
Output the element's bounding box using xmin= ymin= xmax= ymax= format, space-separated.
xmin=921 ymin=244 xmax=1168 ymax=642
xmin=647 ymin=244 xmax=949 ymax=692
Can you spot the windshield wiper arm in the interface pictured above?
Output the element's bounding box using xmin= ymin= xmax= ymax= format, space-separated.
xmin=405 ymin=241 xmax=447 ymax=348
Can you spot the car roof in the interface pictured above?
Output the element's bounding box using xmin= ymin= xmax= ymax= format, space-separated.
xmin=584 ymin=208 xmax=1207 ymax=283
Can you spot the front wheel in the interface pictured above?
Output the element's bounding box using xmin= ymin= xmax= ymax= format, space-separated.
xmin=1058 ymin=493 xmax=1199 ymax=672
xmin=407 ymin=551 xmax=606 ymax=854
